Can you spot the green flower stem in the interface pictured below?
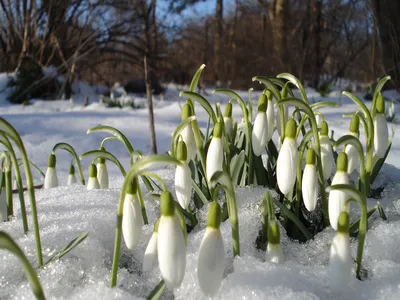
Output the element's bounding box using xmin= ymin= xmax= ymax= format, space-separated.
xmin=277 ymin=73 xmax=309 ymax=103
xmin=343 ymin=112 xmax=369 ymax=146
xmin=327 ymin=184 xmax=367 ymax=280
xmin=52 ymin=142 xmax=85 ymax=185
xmin=277 ymin=98 xmax=329 ymax=226
xmin=136 ymin=181 xmax=148 ymax=225
xmin=0 ymin=231 xmax=46 ymax=300
xmin=175 ymin=203 xmax=188 ymax=243
xmin=87 ymin=125 xmax=134 ymax=154
xmin=5 ymin=169 xmax=12 ymax=217
xmin=100 ymin=136 xmax=119 ymax=149
xmin=215 ymin=103 xmax=231 ymax=167
xmin=310 ymin=101 xmax=338 ymax=110
xmin=170 ymin=116 xmax=197 ymax=157
xmin=110 ymin=155 xmax=183 ymax=287
xmin=210 ymin=170 xmax=240 ymax=257
xmin=334 ymin=135 xmax=366 ymax=197
xmin=371 ymin=76 xmax=391 ymax=119
xmin=213 ymin=89 xmax=254 ymax=185
xmin=179 ymin=91 xmax=218 ymax=124
xmin=17 ymin=159 xmax=45 ymax=178
xmin=0 ymin=134 xmax=28 ymax=233
xmin=140 ymin=171 xmax=167 ymax=191
xmin=80 ymin=149 xmax=126 ymax=176
xmin=248 ymin=88 xmax=254 ymax=121
xmin=0 ymin=117 xmax=43 ymax=266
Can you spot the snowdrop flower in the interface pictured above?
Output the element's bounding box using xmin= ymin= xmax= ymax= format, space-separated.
xmin=0 ymin=171 xmax=7 ymax=222
xmin=329 ymin=152 xmax=350 ymax=230
xmin=143 ymin=218 xmax=160 ymax=272
xmin=374 ymin=94 xmax=389 ymax=158
xmin=345 ymin=115 xmax=360 ymax=174
xmin=277 ymin=118 xmax=298 ymax=195
xmin=223 ymin=102 xmax=234 ymax=140
xmin=87 ymin=164 xmax=100 ymax=190
xmin=96 ymin=151 xmax=109 ymax=189
xmin=198 ymin=201 xmax=225 ymax=296
xmin=181 ymin=103 xmax=197 ymax=162
xmin=320 ymin=121 xmax=334 ymax=180
xmin=44 ymin=154 xmax=58 ymax=189
xmin=175 ymin=141 xmax=192 ymax=209
xmin=206 ymin=122 xmax=224 ymax=182
xmin=329 ymin=211 xmax=352 ymax=291
xmin=67 ymin=163 xmax=77 ymax=186
xmin=302 ymin=148 xmax=318 ymax=212
xmin=266 ymin=221 xmax=284 ymax=264
xmin=252 ymin=94 xmax=268 ymax=156
xmin=157 ymin=190 xmax=186 ymax=290
xmin=266 ymin=91 xmax=275 ymax=142
xmin=122 ymin=178 xmax=143 ymax=251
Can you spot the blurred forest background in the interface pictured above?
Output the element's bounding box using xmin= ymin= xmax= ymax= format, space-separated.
xmin=1 ymin=0 xmax=399 ymax=101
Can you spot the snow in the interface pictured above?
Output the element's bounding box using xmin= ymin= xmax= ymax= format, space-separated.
xmin=1 ymin=74 xmax=400 ymax=299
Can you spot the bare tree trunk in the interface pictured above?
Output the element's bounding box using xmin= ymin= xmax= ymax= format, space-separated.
xmin=144 ymin=56 xmax=157 ymax=154
xmin=204 ymin=20 xmax=210 ymax=66
xmin=372 ymin=0 xmax=400 ymax=89
xmin=371 ymin=11 xmax=377 ymax=80
xmin=230 ymin=0 xmax=238 ymax=81
xmin=214 ymin=0 xmax=223 ymax=83
xmin=274 ymin=0 xmax=288 ymax=70
xmin=312 ymin=0 xmax=322 ymax=88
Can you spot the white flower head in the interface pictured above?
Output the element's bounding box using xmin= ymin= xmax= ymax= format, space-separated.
xmin=277 ymin=118 xmax=298 ymax=195
xmin=206 ymin=122 xmax=224 ymax=182
xmin=87 ymin=164 xmax=100 ymax=190
xmin=224 ymin=102 xmax=234 ymax=140
xmin=329 ymin=153 xmax=350 ymax=230
xmin=266 ymin=221 xmax=284 ymax=264
xmin=122 ymin=178 xmax=143 ymax=251
xmin=143 ymin=219 xmax=160 ymax=272
xmin=181 ymin=103 xmax=197 ymax=162
xmin=329 ymin=211 xmax=352 ymax=291
xmin=97 ymin=155 xmax=109 ymax=189
xmin=67 ymin=163 xmax=77 ymax=186
xmin=175 ymin=141 xmax=192 ymax=209
xmin=320 ymin=121 xmax=334 ymax=180
xmin=157 ymin=191 xmax=186 ymax=290
xmin=266 ymin=91 xmax=275 ymax=142
xmin=198 ymin=202 xmax=225 ymax=296
xmin=374 ymin=95 xmax=389 ymax=158
xmin=44 ymin=154 xmax=58 ymax=189
xmin=302 ymin=148 xmax=318 ymax=212
xmin=345 ymin=115 xmax=360 ymax=174
xmin=252 ymin=94 xmax=268 ymax=156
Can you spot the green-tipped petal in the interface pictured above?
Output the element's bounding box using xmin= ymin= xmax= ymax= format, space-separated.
xmin=126 ymin=177 xmax=138 ymax=195
xmin=285 ymin=118 xmax=297 ymax=139
xmin=177 ymin=141 xmax=188 ymax=162
xmin=207 ymin=201 xmax=222 ymax=229
xmin=160 ymin=191 xmax=175 ymax=217
xmin=306 ymin=148 xmax=316 ymax=165
xmin=257 ymin=94 xmax=267 ymax=112
xmin=48 ymin=154 xmax=56 ymax=168
xmin=88 ymin=164 xmax=97 ymax=177
xmin=350 ymin=114 xmax=360 ymax=134
xmin=224 ymin=102 xmax=232 ymax=118
xmin=376 ymin=94 xmax=385 ymax=114
xmin=320 ymin=121 xmax=329 ymax=136
xmin=213 ymin=122 xmax=223 ymax=139
xmin=336 ymin=152 xmax=348 ymax=172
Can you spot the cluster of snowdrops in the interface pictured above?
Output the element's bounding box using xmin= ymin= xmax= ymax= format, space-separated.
xmin=0 ymin=65 xmax=393 ymax=299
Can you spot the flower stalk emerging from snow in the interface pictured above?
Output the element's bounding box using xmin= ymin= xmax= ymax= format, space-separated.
xmin=175 ymin=141 xmax=192 ymax=209
xmin=277 ymin=118 xmax=298 ymax=195
xmin=329 ymin=211 xmax=352 ymax=291
xmin=198 ymin=201 xmax=225 ymax=296
xmin=329 ymin=152 xmax=350 ymax=230
xmin=302 ymin=148 xmax=318 ymax=212
xmin=345 ymin=115 xmax=360 ymax=174
xmin=266 ymin=221 xmax=284 ymax=264
xmin=206 ymin=122 xmax=224 ymax=183
xmin=251 ymin=94 xmax=268 ymax=156
xmin=158 ymin=190 xmax=186 ymax=290
xmin=87 ymin=164 xmax=100 ymax=190
xmin=67 ymin=163 xmax=77 ymax=186
xmin=266 ymin=90 xmax=275 ymax=142
xmin=44 ymin=154 xmax=58 ymax=189
xmin=97 ymin=152 xmax=109 ymax=189
xmin=122 ymin=178 xmax=143 ymax=251
xmin=373 ymin=94 xmax=389 ymax=158
xmin=320 ymin=121 xmax=334 ymax=180
xmin=143 ymin=218 xmax=160 ymax=272
xmin=224 ymin=102 xmax=234 ymax=141
xmin=181 ymin=103 xmax=197 ymax=162
xmin=0 ymin=171 xmax=7 ymax=222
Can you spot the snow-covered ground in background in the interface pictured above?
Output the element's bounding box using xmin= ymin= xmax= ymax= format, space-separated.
xmin=1 ymin=74 xmax=400 ymax=299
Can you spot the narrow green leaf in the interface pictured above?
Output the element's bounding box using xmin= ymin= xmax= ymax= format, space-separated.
xmin=80 ymin=149 xmax=126 ymax=176
xmin=230 ymin=150 xmax=245 ymax=183
xmin=251 ymin=76 xmax=282 ymax=102
xmin=371 ymin=76 xmax=391 ymax=118
xmin=310 ymin=101 xmax=338 ymax=110
xmin=277 ymin=73 xmax=308 ymax=103
xmin=146 ymin=280 xmax=166 ymax=300
xmin=46 ymin=232 xmax=88 ymax=264
xmin=179 ymin=91 xmax=217 ymax=124
xmin=189 ymin=64 xmax=206 ymax=92
xmin=17 ymin=158 xmax=45 ymax=178
xmin=191 ymin=178 xmax=209 ymax=205
xmin=370 ymin=140 xmax=392 ymax=185
xmin=377 ymin=201 xmax=387 ymax=220
xmin=87 ymin=125 xmax=134 ymax=154
xmin=52 ymin=142 xmax=85 ymax=185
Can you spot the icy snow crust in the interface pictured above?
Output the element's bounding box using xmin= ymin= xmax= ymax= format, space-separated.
xmin=1 ymin=80 xmax=400 ymax=299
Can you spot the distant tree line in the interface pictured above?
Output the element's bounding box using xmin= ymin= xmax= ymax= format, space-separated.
xmin=0 ymin=0 xmax=399 ymax=93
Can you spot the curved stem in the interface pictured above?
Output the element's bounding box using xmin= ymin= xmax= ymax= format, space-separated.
xmin=52 ymin=142 xmax=85 ymax=185
xmin=87 ymin=125 xmax=134 ymax=154
xmin=100 ymin=136 xmax=119 ymax=149
xmin=80 ymin=149 xmax=126 ymax=177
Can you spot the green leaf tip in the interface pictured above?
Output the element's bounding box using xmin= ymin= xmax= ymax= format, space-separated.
xmin=267 ymin=221 xmax=280 ymax=245
xmin=160 ymin=190 xmax=175 ymax=217
xmin=48 ymin=154 xmax=56 ymax=168
xmin=306 ymin=148 xmax=316 ymax=165
xmin=337 ymin=211 xmax=349 ymax=234
xmin=176 ymin=141 xmax=188 ymax=161
xmin=336 ymin=152 xmax=348 ymax=172
xmin=207 ymin=201 xmax=222 ymax=229
xmin=285 ymin=118 xmax=297 ymax=139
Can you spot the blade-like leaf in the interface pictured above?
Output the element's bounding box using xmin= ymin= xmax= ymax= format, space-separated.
xmin=87 ymin=125 xmax=134 ymax=154
xmin=277 ymin=73 xmax=308 ymax=103
xmin=46 ymin=232 xmax=88 ymax=264
xmin=370 ymin=140 xmax=392 ymax=185
xmin=147 ymin=280 xmax=166 ymax=300
xmin=52 ymin=142 xmax=85 ymax=185
xmin=189 ymin=64 xmax=206 ymax=92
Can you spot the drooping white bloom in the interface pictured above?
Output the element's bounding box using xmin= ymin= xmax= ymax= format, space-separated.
xmin=97 ymin=161 xmax=109 ymax=189
xmin=181 ymin=103 xmax=197 ymax=162
xmin=175 ymin=141 xmax=192 ymax=209
xmin=206 ymin=122 xmax=224 ymax=182
xmin=197 ymin=227 xmax=225 ymax=296
xmin=329 ymin=211 xmax=352 ymax=291
xmin=345 ymin=134 xmax=360 ymax=175
xmin=302 ymin=148 xmax=318 ymax=212
xmin=122 ymin=191 xmax=143 ymax=251
xmin=44 ymin=154 xmax=58 ymax=189
xmin=266 ymin=97 xmax=275 ymax=142
xmin=266 ymin=221 xmax=284 ymax=264
xmin=157 ymin=191 xmax=186 ymax=290
xmin=374 ymin=95 xmax=389 ymax=158
xmin=277 ymin=119 xmax=298 ymax=195
xmin=252 ymin=112 xmax=268 ymax=156
xmin=224 ymin=102 xmax=234 ymax=140
xmin=67 ymin=174 xmax=77 ymax=186
xmin=320 ymin=121 xmax=334 ymax=180
xmin=329 ymin=153 xmax=350 ymax=230
xmin=87 ymin=164 xmax=100 ymax=190
xmin=143 ymin=231 xmax=158 ymax=272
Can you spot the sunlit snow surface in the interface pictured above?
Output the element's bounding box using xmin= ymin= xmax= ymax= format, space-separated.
xmin=1 ymin=77 xmax=400 ymax=299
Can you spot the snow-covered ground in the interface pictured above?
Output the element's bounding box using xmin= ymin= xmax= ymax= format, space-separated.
xmin=1 ymin=74 xmax=400 ymax=300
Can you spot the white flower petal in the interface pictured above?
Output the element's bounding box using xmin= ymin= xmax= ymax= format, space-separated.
xmin=87 ymin=177 xmax=100 ymax=190
xmin=44 ymin=167 xmax=58 ymax=189
xmin=374 ymin=113 xmax=389 ymax=158
xmin=266 ymin=99 xmax=275 ymax=141
xmin=157 ymin=216 xmax=186 ymax=290
xmin=266 ymin=243 xmax=284 ymax=264
xmin=143 ymin=232 xmax=158 ymax=272
xmin=329 ymin=233 xmax=352 ymax=291
xmin=97 ymin=163 xmax=109 ymax=189
xmin=302 ymin=164 xmax=318 ymax=211
xmin=320 ymin=136 xmax=334 ymax=180
xmin=175 ymin=164 xmax=192 ymax=209
xmin=122 ymin=193 xmax=143 ymax=251
xmin=224 ymin=117 xmax=233 ymax=140
xmin=181 ymin=124 xmax=197 ymax=162
xmin=206 ymin=137 xmax=223 ymax=182
xmin=345 ymin=144 xmax=359 ymax=174
xmin=67 ymin=174 xmax=77 ymax=186
xmin=197 ymin=228 xmax=225 ymax=296
xmin=277 ymin=138 xmax=298 ymax=195
xmin=251 ymin=112 xmax=268 ymax=156
xmin=329 ymin=171 xmax=350 ymax=230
